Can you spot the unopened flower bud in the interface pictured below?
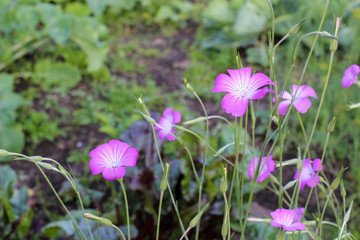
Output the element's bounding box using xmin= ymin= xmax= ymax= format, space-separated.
xmin=220 ymin=168 xmax=227 ymax=194
xmin=320 ymin=31 xmax=336 ymax=39
xmin=288 ymin=17 xmax=309 ymax=35
xmin=327 ymin=117 xmax=336 ymax=133
xmin=84 ymin=213 xmax=113 ymax=227
xmin=331 ymin=167 xmax=345 ymax=190
xmin=340 ymin=179 xmax=346 ymax=198
xmin=0 ymin=149 xmax=9 ymax=156
xmin=183 ymin=78 xmax=194 ymax=93
xmin=221 ymin=220 xmax=228 ymax=238
xmin=160 ymin=162 xmax=171 ymax=192
xmin=31 ymin=156 xmax=43 ymax=161
xmin=189 ymin=203 xmax=209 ymax=228
xmin=183 ymin=117 xmax=206 ymax=126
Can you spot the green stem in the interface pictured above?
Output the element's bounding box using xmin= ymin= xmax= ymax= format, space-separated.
xmin=194 ymin=91 xmax=209 ymax=240
xmin=276 ymin=230 xmax=285 ymax=240
xmin=119 ymin=179 xmax=130 ymax=240
xmin=319 ymin=190 xmax=333 ymax=239
xmin=14 ymin=154 xmax=87 ymax=239
xmin=156 ymin=191 xmax=164 ymax=240
xmin=151 ymin=126 xmax=189 ymax=240
xmin=112 ymin=224 xmax=126 ymax=240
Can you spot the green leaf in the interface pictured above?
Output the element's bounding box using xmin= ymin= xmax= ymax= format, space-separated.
xmin=246 ymin=42 xmax=269 ymax=67
xmin=41 ymin=220 xmax=76 ymax=237
xmin=10 ymin=185 xmax=29 ymax=218
xmin=0 ymin=194 xmax=15 ymax=222
xmin=71 ymin=34 xmax=108 ymax=72
xmin=65 ymin=2 xmax=91 ymax=17
xmin=16 ymin=208 xmax=34 ymax=239
xmin=48 ymin=14 xmax=71 ymax=45
xmin=0 ymin=165 xmax=17 ymax=193
xmin=155 ymin=6 xmax=178 ymax=22
xmin=232 ymin=1 xmax=270 ymax=38
xmin=0 ymin=124 xmax=24 ymax=152
xmin=34 ymin=59 xmax=81 ymax=91
xmin=203 ymin=0 xmax=235 ymax=24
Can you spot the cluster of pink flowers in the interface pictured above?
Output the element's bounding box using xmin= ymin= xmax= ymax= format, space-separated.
xmin=87 ymin=66 xmax=332 ymax=234
xmin=88 ymin=108 xmax=181 ymax=180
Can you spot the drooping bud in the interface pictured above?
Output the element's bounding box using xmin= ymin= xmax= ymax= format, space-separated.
xmin=0 ymin=149 xmax=9 ymax=157
xmin=189 ymin=203 xmax=210 ymax=228
xmin=30 ymin=156 xmax=43 ymax=161
xmin=320 ymin=31 xmax=337 ymax=39
xmin=160 ymin=162 xmax=171 ymax=192
xmin=84 ymin=213 xmax=113 ymax=227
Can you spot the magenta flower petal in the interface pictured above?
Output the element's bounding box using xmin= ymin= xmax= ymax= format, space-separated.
xmin=294 ymin=158 xmax=322 ymax=190
xmin=121 ymin=147 xmax=138 ymax=166
xmin=278 ymin=100 xmax=291 ymax=115
xmin=212 ymin=74 xmax=237 ymax=93
xmin=102 ymin=167 xmax=126 ymax=180
xmin=213 ymin=68 xmax=275 ymax=117
xmin=294 ymin=207 xmax=305 ymax=222
xmin=278 ymin=84 xmax=317 ymax=116
xmin=89 ymin=140 xmax=138 ymax=180
xmin=292 ymin=84 xmax=318 ymax=99
xmin=312 ymin=158 xmax=323 ymax=171
xmin=341 ymin=64 xmax=360 ymax=88
xmin=283 ymin=222 xmax=306 ymax=231
xmin=293 ymin=97 xmax=312 ymax=114
xmin=248 ymin=155 xmax=275 ymax=182
xmin=172 ymin=110 xmax=181 ymax=124
xmin=270 ymin=209 xmax=306 ymax=232
xmin=155 ymin=108 xmax=181 ymax=142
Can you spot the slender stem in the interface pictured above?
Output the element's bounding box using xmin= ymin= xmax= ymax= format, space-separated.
xmin=276 ymin=230 xmax=285 ymax=240
xmin=319 ymin=190 xmax=333 ymax=239
xmin=156 ymin=191 xmax=164 ymax=240
xmin=194 ymin=91 xmax=209 ymax=240
xmin=151 ymin=126 xmax=189 ymax=240
xmin=112 ymin=224 xmax=127 ymax=240
xmin=119 ymin=179 xmax=130 ymax=240
xmin=175 ymin=126 xmax=234 ymax=166
xmin=176 ymin=134 xmax=200 ymax=184
xmin=179 ymin=227 xmax=192 ymax=240
xmin=14 ymin=154 xmax=87 ymax=239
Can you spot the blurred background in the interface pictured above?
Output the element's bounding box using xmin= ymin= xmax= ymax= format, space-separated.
xmin=0 ymin=0 xmax=359 ymax=239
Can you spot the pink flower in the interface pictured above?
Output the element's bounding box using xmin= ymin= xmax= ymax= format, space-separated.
xmin=89 ymin=140 xmax=138 ymax=180
xmin=248 ymin=155 xmax=275 ymax=182
xmin=277 ymin=84 xmax=318 ymax=115
xmin=341 ymin=64 xmax=360 ymax=88
xmin=294 ymin=158 xmax=323 ymax=190
xmin=155 ymin=108 xmax=181 ymax=142
xmin=294 ymin=207 xmax=305 ymax=222
xmin=212 ymin=68 xmax=275 ymax=117
xmin=270 ymin=209 xmax=306 ymax=231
